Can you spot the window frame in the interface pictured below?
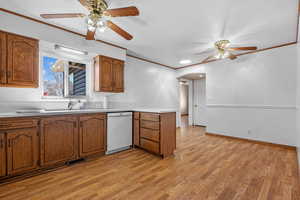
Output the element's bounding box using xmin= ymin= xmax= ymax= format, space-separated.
xmin=40 ymin=52 xmax=89 ymax=99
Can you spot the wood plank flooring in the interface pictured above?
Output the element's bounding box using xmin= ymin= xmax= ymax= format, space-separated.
xmin=0 ymin=125 xmax=299 ymax=200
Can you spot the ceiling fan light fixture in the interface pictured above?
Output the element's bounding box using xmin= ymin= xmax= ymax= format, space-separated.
xmin=87 ymin=25 xmax=96 ymax=31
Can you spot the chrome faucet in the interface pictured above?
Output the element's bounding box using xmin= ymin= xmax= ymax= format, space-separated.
xmin=68 ymin=99 xmax=81 ymax=110
xmin=67 ymin=100 xmax=74 ymax=110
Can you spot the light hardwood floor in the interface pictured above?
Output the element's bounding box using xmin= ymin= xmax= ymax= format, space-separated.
xmin=0 ymin=125 xmax=299 ymax=200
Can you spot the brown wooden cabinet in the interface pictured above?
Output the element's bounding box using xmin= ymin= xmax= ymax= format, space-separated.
xmin=40 ymin=116 xmax=78 ymax=167
xmin=6 ymin=33 xmax=39 ymax=88
xmin=135 ymin=112 xmax=176 ymax=157
xmin=112 ymin=59 xmax=124 ymax=92
xmin=0 ymin=31 xmax=7 ymax=85
xmin=94 ymin=55 xmax=124 ymax=93
xmin=0 ymin=117 xmax=39 ymax=178
xmin=6 ymin=128 xmax=38 ymax=175
xmin=133 ymin=112 xmax=140 ymax=146
xmin=79 ymin=114 xmax=106 ymax=157
xmin=0 ymin=30 xmax=39 ymax=88
xmin=0 ymin=133 xmax=6 ymax=177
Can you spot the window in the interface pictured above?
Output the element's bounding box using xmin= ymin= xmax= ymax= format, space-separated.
xmin=42 ymin=56 xmax=87 ymax=98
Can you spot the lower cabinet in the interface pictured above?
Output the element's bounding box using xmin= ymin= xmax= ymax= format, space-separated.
xmin=134 ymin=112 xmax=176 ymax=157
xmin=6 ymin=128 xmax=38 ymax=175
xmin=40 ymin=116 xmax=78 ymax=167
xmin=0 ymin=114 xmax=108 ymax=183
xmin=0 ymin=134 xmax=6 ymax=177
xmin=79 ymin=114 xmax=106 ymax=157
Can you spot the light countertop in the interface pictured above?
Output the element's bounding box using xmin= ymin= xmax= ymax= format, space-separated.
xmin=0 ymin=108 xmax=177 ymax=118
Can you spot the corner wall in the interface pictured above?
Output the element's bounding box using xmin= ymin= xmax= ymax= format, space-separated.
xmin=108 ymin=56 xmax=180 ymax=125
xmin=177 ymin=44 xmax=298 ymax=146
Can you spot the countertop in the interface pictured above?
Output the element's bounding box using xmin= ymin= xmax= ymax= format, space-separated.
xmin=0 ymin=108 xmax=177 ymax=118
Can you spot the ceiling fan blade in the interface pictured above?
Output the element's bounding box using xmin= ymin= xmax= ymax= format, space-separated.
xmin=78 ymin=0 xmax=91 ymax=10
xmin=107 ymin=21 xmax=133 ymax=40
xmin=195 ymin=48 xmax=215 ymax=56
xmin=228 ymin=46 xmax=258 ymax=51
xmin=104 ymin=6 xmax=139 ymax=17
xmin=86 ymin=29 xmax=96 ymax=40
xmin=228 ymin=53 xmax=237 ymax=60
xmin=40 ymin=13 xmax=85 ymax=19
xmin=202 ymin=55 xmax=216 ymax=63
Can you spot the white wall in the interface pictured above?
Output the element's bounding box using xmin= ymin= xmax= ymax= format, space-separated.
xmin=108 ymin=56 xmax=179 ymax=124
xmin=177 ymin=44 xmax=298 ymax=146
xmin=180 ymin=84 xmax=188 ymax=115
xmin=296 ymin=43 xmax=300 ymax=164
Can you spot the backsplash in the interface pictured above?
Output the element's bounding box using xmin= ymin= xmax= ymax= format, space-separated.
xmin=0 ymin=101 xmax=104 ymax=113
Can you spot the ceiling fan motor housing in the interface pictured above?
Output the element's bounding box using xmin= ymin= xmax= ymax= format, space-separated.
xmin=215 ymin=40 xmax=230 ymax=54
xmin=87 ymin=0 xmax=109 ymax=26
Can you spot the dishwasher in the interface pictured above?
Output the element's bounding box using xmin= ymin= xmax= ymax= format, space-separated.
xmin=106 ymin=112 xmax=133 ymax=154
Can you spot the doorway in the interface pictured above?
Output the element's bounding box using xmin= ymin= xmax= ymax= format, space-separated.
xmin=178 ymin=73 xmax=206 ymax=128
xmin=192 ymin=77 xmax=206 ymax=126
xmin=179 ymin=80 xmax=189 ymax=127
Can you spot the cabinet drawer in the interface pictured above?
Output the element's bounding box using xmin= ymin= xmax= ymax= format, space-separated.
xmin=140 ymin=128 xmax=160 ymax=142
xmin=140 ymin=138 xmax=160 ymax=154
xmin=140 ymin=120 xmax=159 ymax=130
xmin=140 ymin=113 xmax=160 ymax=122
xmin=0 ymin=118 xmax=39 ymax=130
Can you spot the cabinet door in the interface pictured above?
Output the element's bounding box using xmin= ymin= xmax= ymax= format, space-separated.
xmin=79 ymin=114 xmax=106 ymax=157
xmin=133 ymin=119 xmax=140 ymax=146
xmin=112 ymin=60 xmax=124 ymax=92
xmin=6 ymin=128 xmax=38 ymax=175
xmin=40 ymin=116 xmax=78 ymax=166
xmin=100 ymin=57 xmax=113 ymax=92
xmin=0 ymin=134 xmax=6 ymax=177
xmin=0 ymin=32 xmax=6 ymax=85
xmin=7 ymin=33 xmax=38 ymax=88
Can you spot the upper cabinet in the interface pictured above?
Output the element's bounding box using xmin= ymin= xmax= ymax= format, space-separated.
xmin=0 ymin=31 xmax=7 ymax=85
xmin=94 ymin=55 xmax=124 ymax=93
xmin=0 ymin=30 xmax=39 ymax=88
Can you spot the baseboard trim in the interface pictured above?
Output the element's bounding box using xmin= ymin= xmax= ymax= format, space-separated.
xmin=194 ymin=125 xmax=206 ymax=128
xmin=205 ymin=132 xmax=296 ymax=150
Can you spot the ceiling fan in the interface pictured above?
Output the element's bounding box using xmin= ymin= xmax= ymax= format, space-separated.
xmin=196 ymin=40 xmax=258 ymax=63
xmin=40 ymin=0 xmax=140 ymax=40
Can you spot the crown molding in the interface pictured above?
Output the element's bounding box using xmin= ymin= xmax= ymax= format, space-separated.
xmin=126 ymin=54 xmax=176 ymax=70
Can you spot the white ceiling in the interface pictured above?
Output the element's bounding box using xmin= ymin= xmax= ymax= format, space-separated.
xmin=1 ymin=0 xmax=298 ymax=68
